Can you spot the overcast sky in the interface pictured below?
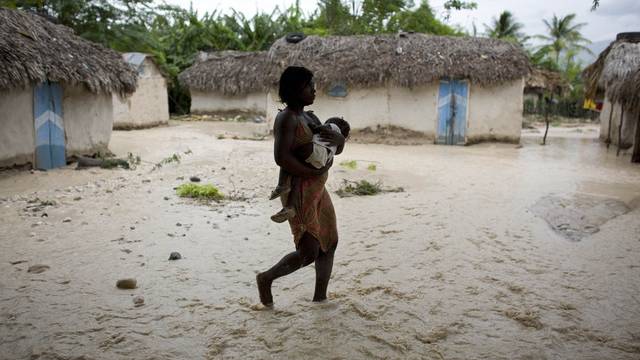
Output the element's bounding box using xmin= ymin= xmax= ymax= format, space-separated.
xmin=164 ymin=0 xmax=639 ymax=43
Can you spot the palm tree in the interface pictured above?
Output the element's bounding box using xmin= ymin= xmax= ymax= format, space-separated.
xmin=484 ymin=11 xmax=527 ymax=45
xmin=537 ymin=13 xmax=591 ymax=66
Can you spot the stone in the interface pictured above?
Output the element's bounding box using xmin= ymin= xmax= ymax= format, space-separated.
xmin=62 ymin=217 xmax=72 ymax=223
xmin=28 ymin=264 xmax=50 ymax=274
xmin=133 ymin=296 xmax=145 ymax=307
xmin=189 ymin=176 xmax=201 ymax=182
xmin=116 ymin=278 xmax=137 ymax=289
xmin=168 ymin=252 xmax=182 ymax=261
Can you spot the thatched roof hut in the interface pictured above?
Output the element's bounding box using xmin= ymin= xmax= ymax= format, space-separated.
xmin=179 ymin=51 xmax=269 ymax=96
xmin=0 ymin=8 xmax=137 ymax=169
xmin=113 ymin=53 xmax=169 ymax=130
xmin=525 ymin=67 xmax=568 ymax=95
xmin=265 ymin=33 xmax=530 ymax=145
xmin=0 ymin=8 xmax=137 ymax=95
xmin=267 ymin=33 xmax=530 ymax=89
xmin=583 ymin=33 xmax=640 ymax=161
xmin=583 ymin=39 xmax=640 ymax=107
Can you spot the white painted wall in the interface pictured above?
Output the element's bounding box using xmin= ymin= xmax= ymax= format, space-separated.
xmin=388 ymin=85 xmax=439 ymax=135
xmin=63 ymin=85 xmax=113 ymax=157
xmin=190 ymin=90 xmax=267 ymax=115
xmin=466 ymin=78 xmax=524 ymax=142
xmin=113 ymin=59 xmax=169 ymax=129
xmin=600 ymin=96 xmax=638 ymax=148
xmin=267 ymin=79 xmax=523 ymax=144
xmin=0 ymin=87 xmax=35 ymax=167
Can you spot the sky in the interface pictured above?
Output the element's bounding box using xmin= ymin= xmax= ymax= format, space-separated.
xmin=165 ymin=0 xmax=640 ymax=43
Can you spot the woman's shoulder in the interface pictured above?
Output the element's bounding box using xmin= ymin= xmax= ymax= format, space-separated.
xmin=274 ymin=109 xmax=299 ymax=129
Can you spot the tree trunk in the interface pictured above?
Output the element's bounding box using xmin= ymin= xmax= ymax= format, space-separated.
xmin=617 ymin=104 xmax=624 ymax=156
xmin=606 ymin=102 xmax=614 ymax=148
xmin=632 ymin=113 xmax=640 ymax=163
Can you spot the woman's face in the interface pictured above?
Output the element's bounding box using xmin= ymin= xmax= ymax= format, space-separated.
xmin=299 ymin=79 xmax=316 ymax=106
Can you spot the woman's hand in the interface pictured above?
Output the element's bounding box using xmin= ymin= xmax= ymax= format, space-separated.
xmin=318 ymin=127 xmax=345 ymax=148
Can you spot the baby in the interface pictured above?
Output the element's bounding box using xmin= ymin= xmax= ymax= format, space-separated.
xmin=269 ymin=116 xmax=350 ymax=223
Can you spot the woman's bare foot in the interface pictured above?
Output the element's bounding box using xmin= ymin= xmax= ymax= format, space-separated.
xmin=256 ymin=273 xmax=274 ymax=306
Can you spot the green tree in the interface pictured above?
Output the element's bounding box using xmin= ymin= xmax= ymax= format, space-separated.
xmin=483 ymin=11 xmax=528 ymax=45
xmin=309 ymin=0 xmax=355 ymax=35
xmin=394 ymin=1 xmax=459 ymax=35
xmin=536 ymin=13 xmax=591 ymax=65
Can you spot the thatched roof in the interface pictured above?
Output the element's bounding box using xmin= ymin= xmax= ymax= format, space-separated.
xmin=0 ymin=8 xmax=137 ymax=94
xmin=583 ymin=39 xmax=640 ymax=107
xmin=267 ymin=33 xmax=530 ymax=89
xmin=525 ymin=67 xmax=568 ymax=93
xmin=178 ymin=51 xmax=269 ymax=95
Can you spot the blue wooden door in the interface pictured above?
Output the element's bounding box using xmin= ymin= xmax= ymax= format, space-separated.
xmin=437 ymin=80 xmax=468 ymax=145
xmin=34 ymin=82 xmax=65 ymax=169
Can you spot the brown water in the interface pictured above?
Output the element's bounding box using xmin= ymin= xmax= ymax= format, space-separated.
xmin=1 ymin=122 xmax=639 ymax=359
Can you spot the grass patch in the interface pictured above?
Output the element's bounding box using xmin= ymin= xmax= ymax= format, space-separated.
xmin=367 ymin=164 xmax=377 ymax=171
xmin=335 ymin=179 xmax=404 ymax=198
xmin=340 ymin=160 xmax=357 ymax=170
xmin=176 ymin=183 xmax=224 ymax=201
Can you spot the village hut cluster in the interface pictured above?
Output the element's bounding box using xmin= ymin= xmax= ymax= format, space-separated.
xmin=584 ymin=32 xmax=640 ymax=163
xmin=0 ymin=8 xmax=137 ymax=169
xmin=181 ymin=34 xmax=530 ymax=145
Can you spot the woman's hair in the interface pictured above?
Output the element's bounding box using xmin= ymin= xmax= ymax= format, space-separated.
xmin=278 ymin=66 xmax=313 ymax=105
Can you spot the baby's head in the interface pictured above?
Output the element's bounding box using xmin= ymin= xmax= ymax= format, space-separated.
xmin=325 ymin=117 xmax=350 ymax=139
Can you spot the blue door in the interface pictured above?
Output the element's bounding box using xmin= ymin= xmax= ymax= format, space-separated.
xmin=437 ymin=80 xmax=468 ymax=145
xmin=34 ymin=82 xmax=65 ymax=169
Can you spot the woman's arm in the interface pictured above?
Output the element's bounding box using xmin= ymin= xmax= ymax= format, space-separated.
xmin=274 ymin=111 xmax=327 ymax=178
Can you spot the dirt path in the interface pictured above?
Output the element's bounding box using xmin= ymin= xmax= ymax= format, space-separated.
xmin=1 ymin=122 xmax=639 ymax=359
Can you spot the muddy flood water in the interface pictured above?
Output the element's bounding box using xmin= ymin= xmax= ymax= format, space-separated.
xmin=1 ymin=122 xmax=639 ymax=359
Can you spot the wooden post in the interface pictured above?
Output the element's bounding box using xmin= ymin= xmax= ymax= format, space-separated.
xmin=606 ymin=102 xmax=614 ymax=148
xmin=632 ymin=112 xmax=640 ymax=163
xmin=542 ymin=95 xmax=551 ymax=146
xmin=617 ymin=104 xmax=624 ymax=156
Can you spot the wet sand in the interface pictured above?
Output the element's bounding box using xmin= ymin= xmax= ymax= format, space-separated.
xmin=1 ymin=122 xmax=640 ymax=359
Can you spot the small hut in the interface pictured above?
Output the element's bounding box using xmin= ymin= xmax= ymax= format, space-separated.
xmin=0 ymin=8 xmax=136 ymax=169
xmin=179 ymin=51 xmax=269 ymax=116
xmin=267 ymin=33 xmax=530 ymax=144
xmin=525 ymin=67 xmax=568 ymax=104
xmin=584 ymin=32 xmax=640 ymax=162
xmin=113 ymin=53 xmax=169 ymax=129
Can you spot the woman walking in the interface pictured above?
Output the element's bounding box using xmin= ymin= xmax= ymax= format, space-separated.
xmin=256 ymin=66 xmax=345 ymax=306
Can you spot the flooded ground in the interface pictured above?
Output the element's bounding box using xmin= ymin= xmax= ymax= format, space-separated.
xmin=1 ymin=122 xmax=639 ymax=359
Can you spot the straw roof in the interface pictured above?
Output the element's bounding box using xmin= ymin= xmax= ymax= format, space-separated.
xmin=178 ymin=51 xmax=269 ymax=95
xmin=267 ymin=33 xmax=530 ymax=89
xmin=525 ymin=67 xmax=568 ymax=92
xmin=0 ymin=8 xmax=137 ymax=94
xmin=583 ymin=40 xmax=640 ymax=107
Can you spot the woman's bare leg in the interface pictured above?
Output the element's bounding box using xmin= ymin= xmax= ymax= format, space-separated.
xmin=313 ymin=243 xmax=336 ymax=302
xmin=257 ymin=233 xmax=319 ymax=306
